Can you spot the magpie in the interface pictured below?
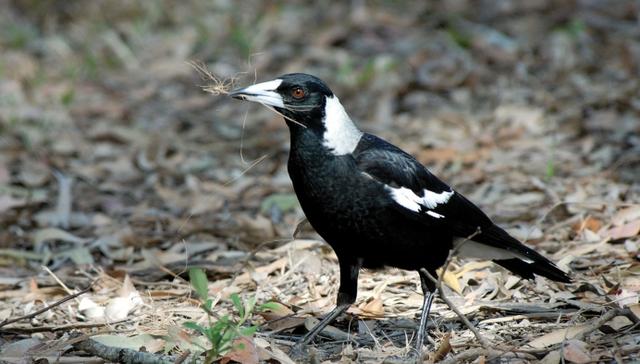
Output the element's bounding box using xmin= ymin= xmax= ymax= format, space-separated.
xmin=229 ymin=73 xmax=570 ymax=354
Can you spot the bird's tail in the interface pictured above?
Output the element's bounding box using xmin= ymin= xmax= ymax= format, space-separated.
xmin=475 ymin=224 xmax=571 ymax=283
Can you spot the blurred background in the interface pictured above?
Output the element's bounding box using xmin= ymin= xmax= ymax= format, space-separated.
xmin=2 ymin=0 xmax=639 ymax=275
xmin=1 ymin=0 xmax=640 ymax=361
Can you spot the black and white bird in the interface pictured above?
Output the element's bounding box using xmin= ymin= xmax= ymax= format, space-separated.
xmin=229 ymin=73 xmax=570 ymax=353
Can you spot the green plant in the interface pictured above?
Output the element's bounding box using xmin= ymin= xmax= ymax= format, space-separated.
xmin=183 ymin=268 xmax=277 ymax=363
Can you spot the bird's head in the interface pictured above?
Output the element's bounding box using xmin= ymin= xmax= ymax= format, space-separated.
xmin=230 ymin=73 xmax=362 ymax=155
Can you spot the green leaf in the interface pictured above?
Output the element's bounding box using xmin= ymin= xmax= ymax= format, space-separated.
xmin=239 ymin=326 xmax=257 ymax=336
xmin=257 ymin=301 xmax=281 ymax=311
xmin=189 ymin=268 xmax=209 ymax=301
xmin=230 ymin=293 xmax=244 ymax=318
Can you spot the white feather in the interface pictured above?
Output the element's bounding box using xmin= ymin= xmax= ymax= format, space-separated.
xmin=322 ymin=96 xmax=363 ymax=155
xmin=386 ymin=186 xmax=453 ymax=214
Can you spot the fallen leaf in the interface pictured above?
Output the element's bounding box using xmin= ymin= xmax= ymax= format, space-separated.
xmin=104 ymin=275 xmax=142 ymax=321
xmin=602 ymin=220 xmax=640 ymax=240
xmin=524 ymin=325 xmax=589 ymax=349
xmin=258 ymin=301 xmax=295 ymax=321
xmin=359 ymin=297 xmax=384 ymax=317
xmin=221 ymin=336 xmax=258 ymax=364
xmin=78 ymin=297 xmax=105 ymax=320
xmin=539 ymin=350 xmax=561 ymax=364
xmin=572 ymin=216 xmax=602 ymax=233
xmin=0 ymin=338 xmax=43 ymax=363
xmin=562 ymin=340 xmax=592 ymax=364
xmin=430 ymin=332 xmax=451 ymax=362
xmin=439 ymin=269 xmax=462 ymax=294
xmin=600 ymin=316 xmax=633 ymax=333
xmin=262 ymin=316 xmax=306 ymax=333
xmin=613 ymin=206 xmax=640 ymax=226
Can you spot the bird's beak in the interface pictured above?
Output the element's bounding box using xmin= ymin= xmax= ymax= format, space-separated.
xmin=229 ymin=79 xmax=284 ymax=108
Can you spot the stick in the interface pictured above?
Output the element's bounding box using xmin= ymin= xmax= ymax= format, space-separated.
xmin=421 ymin=228 xmax=491 ymax=350
xmin=71 ymin=334 xmax=176 ymax=364
xmin=0 ymin=282 xmax=93 ymax=328
xmin=0 ymin=318 xmax=131 ymax=333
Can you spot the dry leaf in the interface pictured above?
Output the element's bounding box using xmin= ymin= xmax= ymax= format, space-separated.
xmin=78 ymin=297 xmax=105 ymax=320
xmin=220 ymin=336 xmax=259 ymax=364
xmin=430 ymin=332 xmax=452 ymax=362
xmin=438 ymin=269 xmax=462 ymax=294
xmin=572 ymin=216 xmax=602 ymax=233
xmin=600 ymin=316 xmax=633 ymax=333
xmin=262 ymin=316 xmax=306 ymax=333
xmin=613 ymin=206 xmax=640 ymax=226
xmin=562 ymin=340 xmax=592 ymax=364
xmin=602 ymin=220 xmax=640 ymax=240
xmin=539 ymin=350 xmax=561 ymax=364
xmin=105 ymin=275 xmax=142 ymax=321
xmin=258 ymin=301 xmax=295 ymax=321
xmin=628 ymin=303 xmax=640 ymax=321
xmin=359 ymin=297 xmax=384 ymax=317
xmin=524 ymin=325 xmax=589 ymax=349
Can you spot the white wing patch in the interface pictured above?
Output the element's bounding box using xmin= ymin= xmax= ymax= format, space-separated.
xmin=386 ymin=186 xmax=453 ymax=217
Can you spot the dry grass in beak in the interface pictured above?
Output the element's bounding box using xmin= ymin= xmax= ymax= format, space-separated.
xmin=188 ymin=60 xmax=237 ymax=95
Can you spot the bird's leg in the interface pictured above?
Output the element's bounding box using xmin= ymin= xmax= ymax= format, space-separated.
xmin=295 ymin=258 xmax=360 ymax=347
xmin=414 ymin=269 xmax=437 ymax=355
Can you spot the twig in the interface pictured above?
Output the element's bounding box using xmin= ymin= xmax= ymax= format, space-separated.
xmin=422 ymin=228 xmax=491 ymax=350
xmin=42 ymin=265 xmax=75 ymax=296
xmin=0 ymin=318 xmax=131 ymax=333
xmin=573 ymin=307 xmax=620 ymax=341
xmin=71 ymin=333 xmax=177 ymax=364
xmin=188 ymin=60 xmax=236 ymax=95
xmin=0 ymin=281 xmax=94 ymax=328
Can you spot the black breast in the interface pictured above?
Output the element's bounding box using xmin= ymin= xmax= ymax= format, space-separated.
xmin=286 ymin=129 xmax=452 ymax=270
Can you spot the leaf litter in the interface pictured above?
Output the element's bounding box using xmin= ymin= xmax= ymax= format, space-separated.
xmin=1 ymin=1 xmax=639 ymax=363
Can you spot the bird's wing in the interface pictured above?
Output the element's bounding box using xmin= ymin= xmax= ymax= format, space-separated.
xmin=353 ymin=134 xmax=482 ymax=227
xmin=353 ymin=134 xmax=570 ymax=283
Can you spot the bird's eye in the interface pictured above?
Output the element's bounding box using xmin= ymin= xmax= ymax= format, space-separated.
xmin=291 ymin=87 xmax=305 ymax=99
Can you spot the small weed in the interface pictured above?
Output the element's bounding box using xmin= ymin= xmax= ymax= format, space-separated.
xmin=61 ymin=88 xmax=75 ymax=106
xmin=184 ymin=268 xmax=278 ymax=363
xmin=546 ymin=158 xmax=555 ymax=180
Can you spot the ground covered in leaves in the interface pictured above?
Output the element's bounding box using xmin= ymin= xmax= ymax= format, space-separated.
xmin=1 ymin=1 xmax=639 ymax=363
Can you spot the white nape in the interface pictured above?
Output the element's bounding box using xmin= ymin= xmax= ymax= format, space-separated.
xmin=322 ymin=95 xmax=363 ymax=155
xmin=454 ymin=238 xmax=534 ymax=263
xmin=386 ymin=186 xmax=453 ymax=213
